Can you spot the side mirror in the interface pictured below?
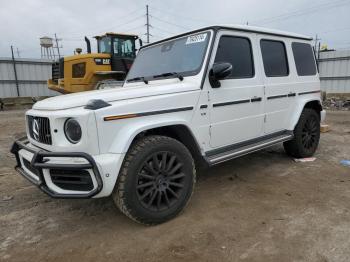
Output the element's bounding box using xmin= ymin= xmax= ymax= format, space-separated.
xmin=209 ymin=62 xmax=232 ymax=88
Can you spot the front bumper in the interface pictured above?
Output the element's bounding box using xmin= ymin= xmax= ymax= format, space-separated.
xmin=11 ymin=137 xmax=103 ymax=198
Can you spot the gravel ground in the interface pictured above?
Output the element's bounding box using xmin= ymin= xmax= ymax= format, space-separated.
xmin=0 ymin=109 xmax=350 ymax=262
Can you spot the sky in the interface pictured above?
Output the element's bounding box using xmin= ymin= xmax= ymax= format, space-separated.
xmin=0 ymin=0 xmax=350 ymax=59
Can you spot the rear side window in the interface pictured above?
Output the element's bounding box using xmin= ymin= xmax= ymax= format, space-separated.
xmin=292 ymin=42 xmax=317 ymax=76
xmin=260 ymin=40 xmax=289 ymax=77
xmin=214 ymin=36 xmax=254 ymax=78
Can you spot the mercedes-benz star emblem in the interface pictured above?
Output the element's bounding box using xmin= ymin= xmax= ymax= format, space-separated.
xmin=32 ymin=119 xmax=40 ymax=141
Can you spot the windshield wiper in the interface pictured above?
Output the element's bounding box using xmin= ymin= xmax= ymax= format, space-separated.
xmin=127 ymin=76 xmax=149 ymax=84
xmin=153 ymin=72 xmax=184 ymax=81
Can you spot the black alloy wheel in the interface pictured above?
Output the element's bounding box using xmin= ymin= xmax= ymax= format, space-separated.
xmin=136 ymin=151 xmax=185 ymax=211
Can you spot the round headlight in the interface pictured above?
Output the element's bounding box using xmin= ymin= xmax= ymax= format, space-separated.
xmin=64 ymin=118 xmax=82 ymax=144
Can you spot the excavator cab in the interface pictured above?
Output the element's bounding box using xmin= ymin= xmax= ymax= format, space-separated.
xmin=95 ymin=33 xmax=138 ymax=74
xmin=48 ymin=33 xmax=140 ymax=94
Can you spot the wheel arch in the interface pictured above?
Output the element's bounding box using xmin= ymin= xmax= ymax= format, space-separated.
xmin=109 ymin=121 xmax=207 ymax=169
xmin=288 ymin=98 xmax=323 ymax=130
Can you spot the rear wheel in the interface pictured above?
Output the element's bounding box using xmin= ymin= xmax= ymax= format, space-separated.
xmin=113 ymin=135 xmax=196 ymax=225
xmin=283 ymin=108 xmax=320 ymax=158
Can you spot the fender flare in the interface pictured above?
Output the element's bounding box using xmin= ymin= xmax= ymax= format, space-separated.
xmin=108 ymin=119 xmax=201 ymax=154
xmin=287 ymin=97 xmax=322 ymax=131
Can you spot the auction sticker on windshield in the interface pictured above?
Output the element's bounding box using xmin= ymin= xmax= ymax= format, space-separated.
xmin=186 ymin=33 xmax=207 ymax=45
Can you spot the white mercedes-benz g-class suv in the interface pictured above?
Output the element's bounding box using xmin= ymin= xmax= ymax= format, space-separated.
xmin=12 ymin=25 xmax=325 ymax=225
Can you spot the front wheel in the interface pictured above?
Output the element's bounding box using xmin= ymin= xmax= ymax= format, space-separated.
xmin=112 ymin=135 xmax=196 ymax=225
xmin=283 ymin=108 xmax=320 ymax=158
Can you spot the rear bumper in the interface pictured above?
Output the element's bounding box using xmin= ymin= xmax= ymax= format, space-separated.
xmin=11 ymin=137 xmax=103 ymax=198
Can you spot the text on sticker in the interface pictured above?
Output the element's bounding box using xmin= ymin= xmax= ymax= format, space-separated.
xmin=186 ymin=33 xmax=207 ymax=45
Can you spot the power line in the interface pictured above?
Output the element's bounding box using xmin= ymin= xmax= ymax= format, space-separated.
xmin=150 ymin=6 xmax=214 ymax=25
xmin=58 ymin=8 xmax=144 ymax=36
xmin=62 ymin=13 xmax=145 ymax=38
xmin=122 ymin=24 xmax=145 ymax=33
xmin=252 ymin=0 xmax=350 ymax=25
xmin=150 ymin=15 xmax=191 ymax=30
xmin=319 ymin=26 xmax=350 ymax=34
xmin=152 ymin=26 xmax=177 ymax=35
xmin=88 ymin=14 xmax=146 ymax=37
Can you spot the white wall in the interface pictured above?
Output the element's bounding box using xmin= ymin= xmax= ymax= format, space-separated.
xmin=318 ymin=50 xmax=350 ymax=94
xmin=0 ymin=57 xmax=59 ymax=98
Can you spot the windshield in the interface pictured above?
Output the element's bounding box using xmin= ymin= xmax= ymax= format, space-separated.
xmin=113 ymin=38 xmax=136 ymax=58
xmin=126 ymin=31 xmax=211 ymax=82
xmin=99 ymin=37 xmax=111 ymax=54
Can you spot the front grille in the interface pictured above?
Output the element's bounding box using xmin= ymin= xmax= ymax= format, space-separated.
xmin=27 ymin=116 xmax=52 ymax=145
xmin=50 ymin=169 xmax=93 ymax=191
xmin=51 ymin=58 xmax=64 ymax=84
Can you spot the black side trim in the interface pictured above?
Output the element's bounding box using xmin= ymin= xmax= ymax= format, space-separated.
xmin=267 ymin=94 xmax=288 ymax=100
xmin=104 ymin=106 xmax=194 ymax=121
xmin=206 ymin=130 xmax=292 ymax=157
xmin=298 ymin=90 xmax=321 ymax=95
xmin=288 ymin=93 xmax=296 ymax=97
xmin=200 ymin=104 xmax=208 ymax=109
xmin=213 ymin=99 xmax=250 ymax=108
xmin=137 ymin=107 xmax=194 ymax=117
xmin=320 ymin=76 xmax=350 ymax=80
xmin=251 ymin=97 xmax=262 ymax=102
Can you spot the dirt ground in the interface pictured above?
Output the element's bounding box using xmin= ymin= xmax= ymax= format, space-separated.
xmin=0 ymin=109 xmax=350 ymax=262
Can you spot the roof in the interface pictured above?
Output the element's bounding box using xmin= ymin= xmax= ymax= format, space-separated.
xmin=94 ymin=32 xmax=138 ymax=39
xmin=143 ymin=24 xmax=312 ymax=49
xmin=215 ymin=24 xmax=312 ymax=40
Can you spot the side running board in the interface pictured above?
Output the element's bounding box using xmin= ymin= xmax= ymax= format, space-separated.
xmin=206 ymin=132 xmax=293 ymax=166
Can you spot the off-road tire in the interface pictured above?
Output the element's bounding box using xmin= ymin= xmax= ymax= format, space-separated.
xmin=112 ymin=135 xmax=196 ymax=225
xmin=283 ymin=108 xmax=320 ymax=158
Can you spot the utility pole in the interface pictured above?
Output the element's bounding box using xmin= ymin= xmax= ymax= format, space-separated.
xmin=314 ymin=34 xmax=321 ymax=54
xmin=10 ymin=46 xmax=20 ymax=97
xmin=16 ymin=47 xmax=20 ymax=58
xmin=314 ymin=34 xmax=321 ymax=69
xmin=146 ymin=5 xmax=150 ymax=43
xmin=54 ymin=33 xmax=61 ymax=59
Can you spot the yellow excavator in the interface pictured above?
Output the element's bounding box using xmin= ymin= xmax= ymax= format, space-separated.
xmin=48 ymin=33 xmax=142 ymax=93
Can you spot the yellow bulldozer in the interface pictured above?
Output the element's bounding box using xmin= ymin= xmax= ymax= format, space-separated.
xmin=48 ymin=33 xmax=142 ymax=94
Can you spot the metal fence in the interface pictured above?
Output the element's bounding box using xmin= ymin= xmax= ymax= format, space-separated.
xmin=318 ymin=50 xmax=350 ymax=94
xmin=0 ymin=57 xmax=59 ymax=98
xmin=1 ymin=50 xmax=350 ymax=98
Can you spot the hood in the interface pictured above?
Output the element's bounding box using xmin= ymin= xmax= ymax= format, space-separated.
xmin=33 ymin=80 xmax=198 ymax=111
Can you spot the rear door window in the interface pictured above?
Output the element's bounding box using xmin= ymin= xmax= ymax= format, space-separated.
xmin=292 ymin=42 xmax=317 ymax=76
